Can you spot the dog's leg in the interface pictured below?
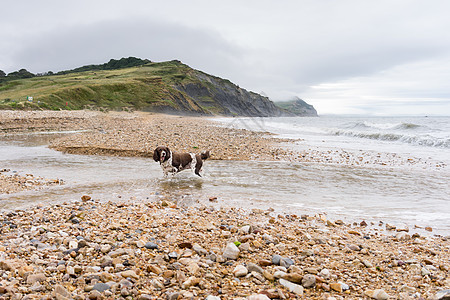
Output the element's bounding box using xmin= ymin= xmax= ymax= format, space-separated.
xmin=194 ymin=157 xmax=203 ymax=177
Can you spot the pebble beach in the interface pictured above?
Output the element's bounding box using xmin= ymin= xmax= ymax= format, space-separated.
xmin=0 ymin=110 xmax=449 ymax=299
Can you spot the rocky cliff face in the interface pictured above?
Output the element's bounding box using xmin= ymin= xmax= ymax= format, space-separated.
xmin=174 ymin=70 xmax=294 ymax=117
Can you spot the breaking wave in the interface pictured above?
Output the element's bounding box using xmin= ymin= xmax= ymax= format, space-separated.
xmin=352 ymin=121 xmax=422 ymax=131
xmin=330 ymin=129 xmax=450 ymax=148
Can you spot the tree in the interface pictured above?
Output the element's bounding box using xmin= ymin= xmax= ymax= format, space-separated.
xmin=7 ymin=69 xmax=35 ymax=79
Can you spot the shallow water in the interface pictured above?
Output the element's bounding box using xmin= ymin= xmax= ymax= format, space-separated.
xmin=1 ymin=133 xmax=449 ymax=236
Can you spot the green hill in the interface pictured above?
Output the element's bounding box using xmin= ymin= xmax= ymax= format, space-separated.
xmin=275 ymin=97 xmax=318 ymax=116
xmin=0 ymin=60 xmax=205 ymax=113
xmin=0 ymin=58 xmax=311 ymax=116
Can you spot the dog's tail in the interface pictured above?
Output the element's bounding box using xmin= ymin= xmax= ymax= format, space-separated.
xmin=200 ymin=150 xmax=211 ymax=160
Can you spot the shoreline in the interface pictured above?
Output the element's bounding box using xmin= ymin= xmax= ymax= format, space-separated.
xmin=0 ymin=110 xmax=449 ymax=298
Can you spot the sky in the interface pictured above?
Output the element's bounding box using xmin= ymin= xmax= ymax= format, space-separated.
xmin=1 ymin=0 xmax=450 ymax=115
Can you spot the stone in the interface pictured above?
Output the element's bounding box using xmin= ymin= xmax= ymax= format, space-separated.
xmin=435 ymin=290 xmax=450 ymax=300
xmin=150 ymin=279 xmax=164 ymax=289
xmin=182 ymin=276 xmax=200 ymax=289
xmin=319 ymin=268 xmax=330 ymax=279
xmin=92 ymin=282 xmax=110 ymax=293
xmin=88 ymin=290 xmax=102 ymax=300
xmin=147 ymin=264 xmax=162 ymax=274
xmin=263 ymin=270 xmax=275 ymax=281
xmin=330 ymin=282 xmax=342 ymax=293
xmin=272 ymin=254 xmax=282 ymax=265
xmin=81 ymin=195 xmax=91 ymax=201
xmin=347 ymin=244 xmax=360 ymax=251
xmin=222 ymin=243 xmax=240 ymax=260
xmin=251 ymin=271 xmax=266 ymax=283
xmin=192 ymin=243 xmax=207 ymax=255
xmin=247 ymin=295 xmax=270 ymax=300
xmin=259 ymin=259 xmax=272 ymax=266
xmin=145 ymin=242 xmax=158 ymax=250
xmin=178 ymin=242 xmax=192 ymax=249
xmin=280 ymin=257 xmax=294 ymax=268
xmin=282 ymin=272 xmax=303 ymax=284
xmin=247 ymin=262 xmax=264 ymax=274
xmin=360 ymin=259 xmax=373 ymax=268
xmin=396 ymin=232 xmax=411 ymax=241
xmin=101 ymin=244 xmax=112 ymax=253
xmin=205 ymin=296 xmax=221 ymax=300
xmin=301 ymin=249 xmax=314 ymax=257
xmin=274 ymin=270 xmax=287 ymax=279
xmin=302 ymin=274 xmax=316 ymax=288
xmin=304 ymin=267 xmax=318 ymax=274
xmin=187 ymin=262 xmax=200 ymax=275
xmin=119 ymin=279 xmax=133 ymax=288
xmin=53 ymin=284 xmax=71 ymax=299
xmin=26 ymin=273 xmax=46 ymax=285
xmin=399 ymin=285 xmax=416 ymax=293
xmin=239 ymin=225 xmax=251 ymax=234
xmin=364 ymin=289 xmax=390 ymax=300
xmin=121 ymin=270 xmax=139 ymax=279
xmin=233 ymin=265 xmax=248 ymax=277
xmin=279 ymin=278 xmax=304 ymax=296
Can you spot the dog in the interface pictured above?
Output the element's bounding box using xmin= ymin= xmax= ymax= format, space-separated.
xmin=153 ymin=146 xmax=210 ymax=177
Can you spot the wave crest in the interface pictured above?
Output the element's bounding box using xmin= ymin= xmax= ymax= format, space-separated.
xmin=351 ymin=121 xmax=422 ymax=130
xmin=331 ymin=129 xmax=450 ymax=148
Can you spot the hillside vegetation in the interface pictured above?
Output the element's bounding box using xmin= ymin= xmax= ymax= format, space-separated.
xmin=0 ymin=60 xmax=203 ymax=113
xmin=275 ymin=96 xmax=318 ymax=116
xmin=0 ymin=58 xmax=315 ymax=116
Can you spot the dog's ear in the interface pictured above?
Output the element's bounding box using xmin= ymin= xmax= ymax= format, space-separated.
xmin=153 ymin=148 xmax=160 ymax=162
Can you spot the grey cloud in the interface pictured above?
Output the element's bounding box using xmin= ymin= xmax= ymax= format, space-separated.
xmin=10 ymin=18 xmax=244 ymax=74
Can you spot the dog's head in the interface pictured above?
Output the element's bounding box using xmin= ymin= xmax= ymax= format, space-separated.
xmin=153 ymin=146 xmax=171 ymax=163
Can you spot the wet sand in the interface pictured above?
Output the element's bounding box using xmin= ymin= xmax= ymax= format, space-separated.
xmin=0 ymin=110 xmax=449 ymax=299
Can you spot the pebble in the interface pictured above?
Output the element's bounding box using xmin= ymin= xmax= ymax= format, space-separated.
xmin=247 ymin=262 xmax=264 ymax=274
xmin=302 ymin=274 xmax=316 ymax=288
xmin=330 ymin=282 xmax=343 ymax=292
xmin=282 ymin=272 xmax=303 ymax=284
xmin=364 ymin=289 xmax=390 ymax=300
xmin=222 ymin=243 xmax=240 ymax=260
xmin=26 ymin=273 xmax=46 ymax=285
xmin=0 ymin=189 xmax=446 ymax=299
xmin=280 ymin=257 xmax=294 ymax=268
xmin=92 ymin=282 xmax=110 ymax=293
xmin=272 ymin=254 xmax=282 ymax=265
xmin=233 ymin=265 xmax=248 ymax=277
xmin=435 ymin=290 xmax=450 ymax=300
xmin=279 ymin=278 xmax=304 ymax=296
xmin=145 ymin=242 xmax=158 ymax=250
xmin=247 ymin=295 xmax=270 ymax=300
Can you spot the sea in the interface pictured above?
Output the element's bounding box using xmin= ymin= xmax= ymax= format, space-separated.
xmin=1 ymin=115 xmax=449 ymax=235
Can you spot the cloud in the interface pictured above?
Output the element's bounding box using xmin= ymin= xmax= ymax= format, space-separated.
xmin=8 ymin=18 xmax=245 ymax=75
xmin=2 ymin=0 xmax=450 ymax=115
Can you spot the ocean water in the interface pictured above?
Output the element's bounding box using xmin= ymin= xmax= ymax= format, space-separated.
xmin=1 ymin=116 xmax=449 ymax=235
xmin=213 ymin=115 xmax=450 ymax=235
xmin=216 ymin=116 xmax=450 ymax=165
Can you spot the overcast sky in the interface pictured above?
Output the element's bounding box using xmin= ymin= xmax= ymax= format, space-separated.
xmin=1 ymin=0 xmax=449 ymax=115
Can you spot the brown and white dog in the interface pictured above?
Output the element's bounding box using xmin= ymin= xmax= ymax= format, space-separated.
xmin=153 ymin=146 xmax=210 ymax=177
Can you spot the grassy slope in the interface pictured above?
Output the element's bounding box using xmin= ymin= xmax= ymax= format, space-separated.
xmin=0 ymin=61 xmax=206 ymax=112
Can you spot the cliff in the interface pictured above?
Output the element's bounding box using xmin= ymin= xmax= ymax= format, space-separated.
xmin=0 ymin=58 xmax=313 ymax=117
xmin=274 ymin=97 xmax=318 ymax=116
